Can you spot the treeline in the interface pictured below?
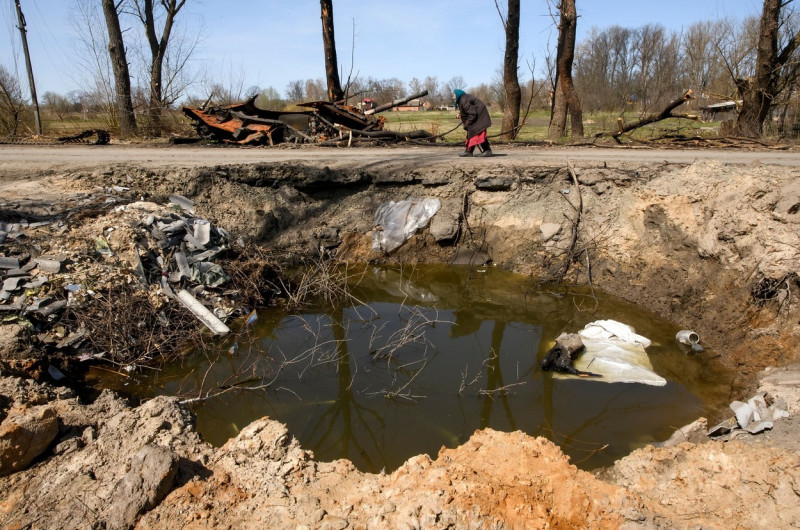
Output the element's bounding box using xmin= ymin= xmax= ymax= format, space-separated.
xmin=0 ymin=13 xmax=790 ymax=136
xmin=233 ymin=17 xmax=767 ymax=116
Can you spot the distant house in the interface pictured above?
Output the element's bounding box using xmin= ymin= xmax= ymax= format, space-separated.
xmin=361 ymin=98 xmax=377 ymax=111
xmin=700 ymin=101 xmax=740 ymax=122
xmin=394 ymin=99 xmax=430 ymax=112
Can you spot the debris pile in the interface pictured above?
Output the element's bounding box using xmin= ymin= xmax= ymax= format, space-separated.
xmin=182 ymin=91 xmax=433 ymax=146
xmin=708 ymin=392 xmax=790 ymax=439
xmin=0 ymin=192 xmax=279 ymax=376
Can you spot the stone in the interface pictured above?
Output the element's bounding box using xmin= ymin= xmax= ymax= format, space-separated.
xmin=659 ymin=418 xmax=708 ymax=447
xmin=429 ymin=200 xmax=461 ymax=242
xmin=474 ymin=175 xmax=515 ymax=191
xmin=451 ymin=249 xmax=490 ymax=266
xmin=540 ymin=223 xmax=562 ymax=242
xmin=104 ymin=445 xmax=179 ymax=530
xmin=0 ymin=404 xmax=59 ymax=476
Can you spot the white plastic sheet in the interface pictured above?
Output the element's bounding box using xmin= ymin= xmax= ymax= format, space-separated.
xmin=372 ymin=197 xmax=441 ymax=253
xmin=554 ymin=319 xmax=667 ymax=386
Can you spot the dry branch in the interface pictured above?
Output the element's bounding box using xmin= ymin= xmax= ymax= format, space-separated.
xmin=597 ymin=89 xmax=696 ymax=140
xmin=545 ymin=162 xmax=583 ymax=285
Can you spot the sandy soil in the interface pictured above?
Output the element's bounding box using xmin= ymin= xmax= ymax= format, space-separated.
xmin=1 ymin=144 xmax=799 ymax=528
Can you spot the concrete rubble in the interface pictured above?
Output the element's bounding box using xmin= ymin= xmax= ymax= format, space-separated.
xmin=708 ymin=391 xmax=791 ymax=439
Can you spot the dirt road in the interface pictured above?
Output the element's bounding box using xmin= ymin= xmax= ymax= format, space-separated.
xmin=2 ymin=144 xmax=800 ymax=177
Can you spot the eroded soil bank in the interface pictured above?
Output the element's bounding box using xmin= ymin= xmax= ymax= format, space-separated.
xmin=2 ymin=149 xmax=800 ymax=528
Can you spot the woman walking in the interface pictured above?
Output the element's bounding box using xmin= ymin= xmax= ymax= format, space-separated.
xmin=453 ymin=89 xmax=492 ymax=157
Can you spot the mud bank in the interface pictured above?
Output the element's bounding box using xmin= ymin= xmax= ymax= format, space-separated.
xmin=2 ymin=151 xmax=800 ymax=527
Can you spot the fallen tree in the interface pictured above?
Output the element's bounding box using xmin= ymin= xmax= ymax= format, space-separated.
xmin=597 ymin=89 xmax=698 ymax=142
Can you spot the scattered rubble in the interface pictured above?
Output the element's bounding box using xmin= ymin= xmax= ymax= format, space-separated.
xmin=0 ymin=190 xmax=280 ymax=378
xmin=707 ymin=376 xmax=794 ymax=440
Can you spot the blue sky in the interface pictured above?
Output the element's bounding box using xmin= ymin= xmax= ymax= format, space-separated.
xmin=1 ymin=0 xmax=760 ymax=99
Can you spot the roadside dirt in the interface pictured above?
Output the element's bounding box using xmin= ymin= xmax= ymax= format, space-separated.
xmin=1 ymin=145 xmax=800 ymax=528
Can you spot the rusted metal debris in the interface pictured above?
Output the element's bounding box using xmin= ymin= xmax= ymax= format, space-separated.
xmin=182 ymin=91 xmax=430 ymax=146
xmin=57 ymin=129 xmax=110 ymax=145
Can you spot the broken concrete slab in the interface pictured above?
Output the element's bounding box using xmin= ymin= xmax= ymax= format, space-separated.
xmin=745 ymin=420 xmax=773 ymax=435
xmin=731 ymin=400 xmax=754 ymax=429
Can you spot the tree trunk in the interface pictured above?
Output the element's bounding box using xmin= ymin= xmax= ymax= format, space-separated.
xmin=320 ymin=0 xmax=344 ymax=102
xmin=138 ymin=0 xmax=184 ymax=137
xmin=548 ymin=0 xmax=584 ymax=140
xmin=735 ymin=0 xmax=800 ymax=137
xmin=101 ymin=0 xmax=137 ymax=137
xmin=500 ymin=0 xmax=521 ymax=140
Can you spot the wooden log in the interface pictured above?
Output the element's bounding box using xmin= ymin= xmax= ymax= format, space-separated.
xmin=365 ymin=90 xmax=429 ymax=115
xmin=599 ymin=89 xmax=695 ymax=139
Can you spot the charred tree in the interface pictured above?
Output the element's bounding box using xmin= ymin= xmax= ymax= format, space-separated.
xmin=497 ymin=0 xmax=521 ymax=140
xmin=133 ymin=0 xmax=186 ymax=137
xmin=735 ymin=0 xmax=800 ymax=137
xmin=548 ymin=0 xmax=584 ymax=140
xmin=101 ymin=0 xmax=137 ymax=137
xmin=320 ymin=0 xmax=344 ymax=102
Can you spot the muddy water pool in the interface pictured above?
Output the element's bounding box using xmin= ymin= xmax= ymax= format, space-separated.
xmin=109 ymin=265 xmax=732 ymax=472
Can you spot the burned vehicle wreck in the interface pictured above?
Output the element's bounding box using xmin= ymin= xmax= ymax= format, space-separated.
xmin=182 ymin=91 xmax=433 ymax=146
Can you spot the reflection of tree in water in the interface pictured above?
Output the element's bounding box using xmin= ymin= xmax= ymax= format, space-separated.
xmin=479 ymin=321 xmax=519 ymax=431
xmin=300 ymin=307 xmax=386 ymax=471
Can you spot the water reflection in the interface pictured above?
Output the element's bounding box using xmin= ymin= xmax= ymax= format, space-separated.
xmin=108 ymin=265 xmax=731 ymax=472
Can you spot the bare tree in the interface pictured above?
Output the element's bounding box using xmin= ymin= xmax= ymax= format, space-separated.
xmin=131 ymin=0 xmax=187 ymax=136
xmin=496 ymin=0 xmax=521 ymax=139
xmin=320 ymin=0 xmax=344 ymax=102
xmin=735 ymin=0 xmax=800 ymax=137
xmin=0 ymin=65 xmax=26 ymax=136
xmin=285 ymin=80 xmax=305 ymax=102
xmin=548 ymin=0 xmax=584 ymax=140
xmin=101 ymin=0 xmax=137 ymax=137
xmin=71 ymin=0 xmax=123 ymax=129
xmin=684 ymin=21 xmax=727 ymax=100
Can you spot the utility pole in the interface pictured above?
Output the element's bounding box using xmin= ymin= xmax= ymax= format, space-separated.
xmin=14 ymin=0 xmax=42 ymax=135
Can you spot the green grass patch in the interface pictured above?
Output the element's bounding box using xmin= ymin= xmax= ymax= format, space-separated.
xmin=382 ymin=109 xmax=722 ymax=143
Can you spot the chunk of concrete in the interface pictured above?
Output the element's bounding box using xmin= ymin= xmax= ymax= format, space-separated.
xmin=430 ymin=200 xmax=461 ymax=242
xmin=659 ymin=417 xmax=708 ymax=447
xmin=104 ymin=445 xmax=179 ymax=530
xmin=730 ymin=400 xmax=754 ymax=429
xmin=748 ymin=394 xmax=770 ymax=423
xmin=745 ymin=420 xmax=773 ymax=435
xmin=0 ymin=404 xmax=59 ymax=476
xmin=540 ymin=223 xmax=562 ymax=242
xmin=474 ymin=174 xmax=516 ymax=191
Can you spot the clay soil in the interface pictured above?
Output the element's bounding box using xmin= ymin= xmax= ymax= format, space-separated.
xmin=1 ymin=144 xmax=800 ymax=529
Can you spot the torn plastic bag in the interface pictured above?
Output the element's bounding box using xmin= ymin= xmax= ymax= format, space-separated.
xmin=553 ymin=319 xmax=666 ymax=386
xmin=372 ymin=197 xmax=441 ymax=253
